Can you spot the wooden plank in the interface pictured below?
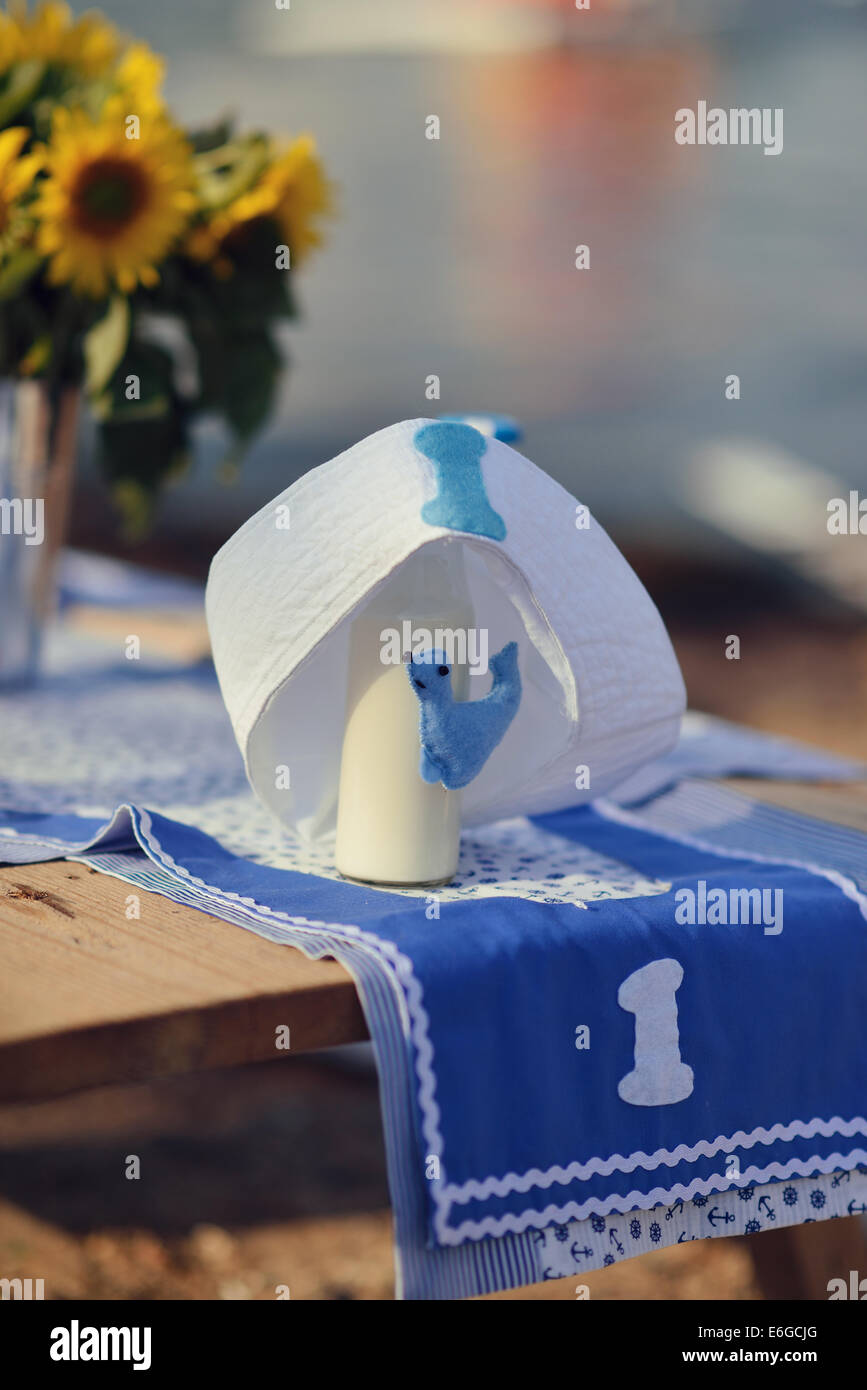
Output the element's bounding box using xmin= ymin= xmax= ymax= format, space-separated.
xmin=0 ymin=861 xmax=368 ymax=1103
xmin=65 ymin=604 xmax=211 ymax=665
xmin=722 ymin=777 xmax=867 ymax=834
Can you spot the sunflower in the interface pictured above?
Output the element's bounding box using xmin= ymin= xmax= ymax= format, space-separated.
xmin=111 ymin=41 xmax=166 ymax=120
xmin=187 ymin=134 xmax=333 ymax=272
xmin=11 ymin=0 xmax=117 ymax=75
xmin=3 ymin=1 xmax=119 ymax=77
xmin=0 ymin=124 xmax=41 ymax=254
xmin=33 ymin=104 xmax=196 ymax=297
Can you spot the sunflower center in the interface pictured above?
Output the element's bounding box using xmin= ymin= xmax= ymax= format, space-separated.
xmin=71 ymin=158 xmax=149 ymax=238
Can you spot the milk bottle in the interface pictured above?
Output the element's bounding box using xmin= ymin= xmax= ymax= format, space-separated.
xmin=335 ymin=543 xmax=473 ymax=886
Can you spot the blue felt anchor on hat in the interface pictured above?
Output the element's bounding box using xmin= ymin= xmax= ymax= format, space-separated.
xmin=405 ymin=642 xmax=521 ymax=790
xmin=415 ymin=421 xmax=507 ymax=541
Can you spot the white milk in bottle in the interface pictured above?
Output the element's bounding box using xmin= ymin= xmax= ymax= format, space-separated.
xmin=335 ymin=542 xmax=473 ymax=886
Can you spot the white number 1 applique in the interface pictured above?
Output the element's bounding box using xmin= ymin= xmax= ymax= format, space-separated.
xmin=617 ymin=958 xmax=694 ymax=1106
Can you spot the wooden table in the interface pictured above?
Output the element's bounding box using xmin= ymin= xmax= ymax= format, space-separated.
xmin=2 ymin=764 xmax=866 ymax=1299
xmin=0 ymin=860 xmax=367 ymax=1105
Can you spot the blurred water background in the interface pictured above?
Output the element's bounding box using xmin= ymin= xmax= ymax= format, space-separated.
xmin=71 ymin=0 xmax=867 ymax=588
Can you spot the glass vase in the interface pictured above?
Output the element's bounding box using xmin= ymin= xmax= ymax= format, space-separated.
xmin=0 ymin=379 xmax=79 ymax=687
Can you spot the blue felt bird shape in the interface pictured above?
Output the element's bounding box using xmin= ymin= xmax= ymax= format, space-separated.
xmin=405 ymin=641 xmax=521 ymax=790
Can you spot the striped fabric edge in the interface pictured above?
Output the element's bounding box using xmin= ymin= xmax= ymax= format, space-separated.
xmin=597 ymin=779 xmax=867 ymax=896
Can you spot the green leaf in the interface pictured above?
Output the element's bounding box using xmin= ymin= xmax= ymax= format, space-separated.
xmin=90 ymin=389 xmax=170 ymax=423
xmin=190 ymin=321 xmax=282 ymax=440
xmin=111 ymin=479 xmax=153 ymax=541
xmin=90 ymin=338 xmax=173 ymax=417
xmin=188 ymin=116 xmax=236 ymax=156
xmin=0 ymin=59 xmax=45 ymax=125
xmin=0 ymin=249 xmax=42 ymax=301
xmin=192 ymin=134 xmax=271 ymax=211
xmin=93 ymin=337 xmax=191 ymax=531
xmin=83 ymin=295 xmax=130 ymax=398
xmin=19 ymin=333 xmax=51 ymax=376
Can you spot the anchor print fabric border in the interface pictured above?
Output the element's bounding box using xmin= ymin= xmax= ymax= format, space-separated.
xmin=527 ymin=1168 xmax=867 ymax=1285
xmin=2 ymin=629 xmax=867 ymax=1298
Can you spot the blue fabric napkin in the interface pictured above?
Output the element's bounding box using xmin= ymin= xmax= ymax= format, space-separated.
xmin=2 ymin=785 xmax=867 ymax=1297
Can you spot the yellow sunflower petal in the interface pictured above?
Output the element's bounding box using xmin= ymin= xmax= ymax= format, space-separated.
xmin=4 ymin=155 xmax=41 ymax=200
xmin=0 ymin=126 xmax=30 ymax=167
xmin=34 ymin=104 xmax=195 ymax=298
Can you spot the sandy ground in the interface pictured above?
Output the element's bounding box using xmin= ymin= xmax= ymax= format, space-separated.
xmin=0 ymin=1058 xmax=764 ymax=1302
